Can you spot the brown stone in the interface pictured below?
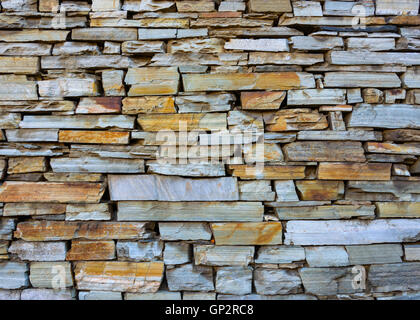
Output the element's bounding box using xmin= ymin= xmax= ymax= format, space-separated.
xmin=318 ymin=163 xmax=392 ymax=181
xmin=0 ymin=182 xmax=105 ymax=203
xmin=14 ymin=221 xmax=152 ymax=241
xmin=295 ymin=181 xmax=344 ymax=201
xmin=383 ymin=129 xmax=420 ymax=142
xmin=66 ymin=240 xmax=116 ymax=261
xmin=59 ymin=131 xmax=130 ymax=144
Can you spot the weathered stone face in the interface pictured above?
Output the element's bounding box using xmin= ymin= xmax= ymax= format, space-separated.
xmin=1 ymin=0 xmax=420 ymax=301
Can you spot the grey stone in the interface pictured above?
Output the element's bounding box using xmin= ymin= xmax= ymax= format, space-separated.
xmin=285 ymin=219 xmax=420 ymax=245
xmin=79 ymin=291 xmax=123 ymax=300
xmin=0 ymin=262 xmax=29 ymax=289
xmin=216 ymin=267 xmax=253 ymax=295
xmin=166 ymin=264 xmax=214 ymax=292
xmin=369 ymin=263 xmax=420 ymax=293
xmin=300 ymin=267 xmax=364 ymax=296
xmin=117 ymin=240 xmax=163 ymax=262
xmin=254 ymin=268 xmax=302 ymax=295
xmin=164 ymin=242 xmax=191 ymax=265
xmin=194 ymin=245 xmax=254 ymax=266
xmin=8 ymin=241 xmax=67 ymax=261
xmin=21 ymin=288 xmax=75 ymax=300
xmin=305 ymin=246 xmax=349 ymax=267
xmin=255 ymin=246 xmax=305 ymax=264
xmin=346 ymin=244 xmax=403 ymax=265
xmin=109 ymin=175 xmax=239 ymax=201
xmin=159 ymin=223 xmax=212 ymax=241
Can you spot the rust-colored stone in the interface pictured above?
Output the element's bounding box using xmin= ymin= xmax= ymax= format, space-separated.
xmin=229 ymin=165 xmax=306 ymax=180
xmin=66 ymin=240 xmax=116 ymax=261
xmin=318 ymin=163 xmax=391 ymax=181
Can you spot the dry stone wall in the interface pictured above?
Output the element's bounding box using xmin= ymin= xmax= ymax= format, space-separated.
xmin=0 ymin=0 xmax=420 ymax=300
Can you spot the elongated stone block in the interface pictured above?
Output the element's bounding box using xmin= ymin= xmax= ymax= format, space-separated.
xmin=288 ymin=89 xmax=346 ymax=105
xmin=318 ymin=163 xmax=391 ymax=180
xmin=109 ymin=175 xmax=238 ymax=201
xmin=285 ymin=219 xmax=420 ymax=245
xmin=331 ymin=51 xmax=420 ymax=66
xmin=72 ymin=28 xmax=137 ymax=41
xmin=183 ymin=73 xmax=315 ymax=91
xmin=14 ymin=221 xmax=152 ymax=241
xmin=347 ymin=105 xmax=420 ymax=129
xmin=59 ymin=131 xmax=129 ymax=145
xmin=255 ymin=246 xmax=305 ymax=264
xmin=284 ymin=141 xmax=365 ymax=162
xmin=9 ymin=241 xmax=66 ymax=261
xmin=297 ymin=130 xmax=381 ymax=141
xmin=76 ymin=97 xmax=121 ymax=114
xmin=118 ymin=201 xmax=263 ymax=222
xmin=305 ymin=246 xmax=349 ymax=267
xmin=194 ymin=245 xmax=254 ymax=266
xmin=122 ymin=96 xmax=175 ymax=114
xmin=51 ymin=157 xmax=144 ymax=174
xmin=211 ymin=222 xmax=282 ymax=245
xmin=346 ymin=244 xmax=403 ymax=265
xmin=276 ymin=205 xmax=375 ymax=220
xmin=20 ymin=115 xmax=135 ymax=129
xmin=138 ymin=113 xmax=226 ymax=131
xmin=249 ymin=0 xmax=292 ymax=12
xmin=249 ymin=52 xmax=324 ymax=65
xmin=225 ymin=39 xmax=289 ymax=52
xmin=3 ymin=203 xmax=66 ymax=217
xmin=324 ymin=72 xmax=401 ymax=88
xmin=66 ymin=241 xmax=116 ymax=261
xmin=369 ymin=263 xmax=420 ymax=293
xmin=0 ymin=182 xmax=104 ymax=203
xmin=74 ymin=261 xmax=164 ymax=293
xmin=159 ymin=223 xmax=212 ymax=240
xmin=264 ymin=109 xmax=328 ymax=131
xmin=228 ymin=165 xmax=306 ymax=180
xmin=0 ymin=30 xmax=69 ymax=42
xmin=125 ymin=67 xmax=179 ymax=95
xmin=21 ymin=288 xmax=75 ymax=300
xmin=376 ymin=202 xmax=420 ymax=218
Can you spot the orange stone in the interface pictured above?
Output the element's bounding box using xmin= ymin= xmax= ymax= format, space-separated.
xmin=211 ymin=222 xmax=282 ymax=245
xmin=76 ymin=97 xmax=122 ymax=114
xmin=59 ymin=130 xmax=130 ymax=144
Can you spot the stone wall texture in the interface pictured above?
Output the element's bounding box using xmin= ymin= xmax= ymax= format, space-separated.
xmin=0 ymin=0 xmax=420 ymax=300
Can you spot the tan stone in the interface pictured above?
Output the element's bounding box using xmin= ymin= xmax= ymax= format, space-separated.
xmin=59 ymin=131 xmax=130 ymax=145
xmin=183 ymin=73 xmax=315 ymax=91
xmin=122 ymin=97 xmax=176 ymax=114
xmin=7 ymin=157 xmax=47 ymax=174
xmin=176 ymin=0 xmax=215 ymax=12
xmin=3 ymin=203 xmax=66 ymax=216
xmin=126 ymin=67 xmax=179 ymax=96
xmin=241 ymin=91 xmax=286 ymax=110
xmin=249 ymin=0 xmax=292 ymax=12
xmin=229 ymin=165 xmax=306 ymax=180
xmin=0 ymin=57 xmax=38 ymax=74
xmin=212 ymin=222 xmax=282 ymax=245
xmin=377 ymin=202 xmax=420 ymax=218
xmin=265 ymin=109 xmax=328 ymax=131
xmin=318 ymin=163 xmax=391 ymax=181
xmin=0 ymin=182 xmax=104 ymax=203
